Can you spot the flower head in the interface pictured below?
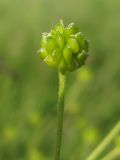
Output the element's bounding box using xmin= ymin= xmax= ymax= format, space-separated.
xmin=38 ymin=20 xmax=89 ymax=74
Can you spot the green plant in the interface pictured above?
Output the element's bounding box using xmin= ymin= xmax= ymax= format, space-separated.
xmin=38 ymin=20 xmax=89 ymax=160
xmin=87 ymin=121 xmax=120 ymax=160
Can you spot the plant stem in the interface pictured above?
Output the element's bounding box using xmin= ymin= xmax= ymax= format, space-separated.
xmin=86 ymin=121 xmax=120 ymax=160
xmin=101 ymin=147 xmax=120 ymax=160
xmin=55 ymin=72 xmax=66 ymax=160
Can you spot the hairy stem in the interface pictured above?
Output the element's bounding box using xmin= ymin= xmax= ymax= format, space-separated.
xmin=55 ymin=72 xmax=66 ymax=160
xmin=86 ymin=121 xmax=120 ymax=160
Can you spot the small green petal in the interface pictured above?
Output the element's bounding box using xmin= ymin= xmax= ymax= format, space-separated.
xmin=68 ymin=56 xmax=79 ymax=71
xmin=67 ymin=38 xmax=79 ymax=53
xmin=63 ymin=45 xmax=72 ymax=64
xmin=54 ymin=19 xmax=64 ymax=34
xmin=40 ymin=33 xmax=49 ymax=48
xmin=64 ymin=23 xmax=78 ymax=37
xmin=77 ymin=50 xmax=88 ymax=65
xmin=52 ymin=48 xmax=62 ymax=64
xmin=56 ymin=32 xmax=65 ymax=50
xmin=58 ymin=58 xmax=67 ymax=74
xmin=44 ymin=55 xmax=57 ymax=67
xmin=75 ymin=32 xmax=84 ymax=47
xmin=46 ymin=36 xmax=56 ymax=53
xmin=50 ymin=29 xmax=56 ymax=37
xmin=75 ymin=33 xmax=89 ymax=52
xmin=38 ymin=48 xmax=48 ymax=60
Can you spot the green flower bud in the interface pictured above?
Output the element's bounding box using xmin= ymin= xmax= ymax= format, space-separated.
xmin=67 ymin=37 xmax=79 ymax=53
xmin=63 ymin=45 xmax=72 ymax=64
xmin=38 ymin=20 xmax=89 ymax=73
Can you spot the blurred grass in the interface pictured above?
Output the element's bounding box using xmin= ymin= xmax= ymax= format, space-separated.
xmin=0 ymin=0 xmax=120 ymax=159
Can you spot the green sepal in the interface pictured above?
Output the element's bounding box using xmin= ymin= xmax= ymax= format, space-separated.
xmin=58 ymin=58 xmax=67 ymax=74
xmin=67 ymin=38 xmax=79 ymax=53
xmin=63 ymin=45 xmax=72 ymax=64
xmin=56 ymin=32 xmax=65 ymax=50
xmin=38 ymin=48 xmax=49 ymax=60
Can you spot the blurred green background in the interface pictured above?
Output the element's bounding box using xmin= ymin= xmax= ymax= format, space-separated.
xmin=0 ymin=0 xmax=120 ymax=159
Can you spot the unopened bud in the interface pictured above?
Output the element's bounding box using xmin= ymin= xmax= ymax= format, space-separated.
xmin=38 ymin=20 xmax=89 ymax=73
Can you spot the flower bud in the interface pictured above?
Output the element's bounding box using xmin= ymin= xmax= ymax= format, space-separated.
xmin=38 ymin=20 xmax=89 ymax=73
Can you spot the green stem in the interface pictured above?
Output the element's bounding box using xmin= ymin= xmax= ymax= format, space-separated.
xmin=55 ymin=72 xmax=66 ymax=160
xmin=101 ymin=147 xmax=120 ymax=160
xmin=86 ymin=121 xmax=120 ymax=160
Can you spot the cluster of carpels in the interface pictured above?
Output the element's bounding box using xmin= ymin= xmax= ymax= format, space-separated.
xmin=38 ymin=20 xmax=89 ymax=74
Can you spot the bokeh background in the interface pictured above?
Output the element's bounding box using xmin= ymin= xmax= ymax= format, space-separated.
xmin=0 ymin=0 xmax=120 ymax=159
